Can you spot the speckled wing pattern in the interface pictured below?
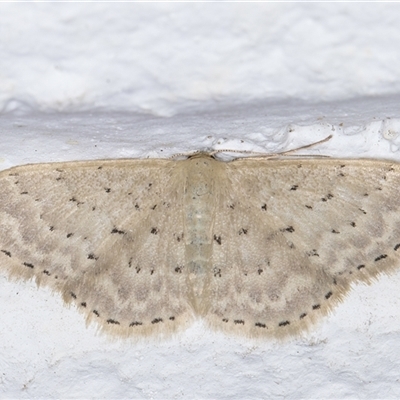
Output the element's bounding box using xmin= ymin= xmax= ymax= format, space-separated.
xmin=0 ymin=160 xmax=192 ymax=337
xmin=0 ymin=154 xmax=399 ymax=339
xmin=207 ymin=158 xmax=400 ymax=337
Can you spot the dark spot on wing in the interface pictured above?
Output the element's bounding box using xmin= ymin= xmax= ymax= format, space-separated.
xmin=279 ymin=321 xmax=290 ymax=327
xmin=111 ymin=227 xmax=125 ymax=235
xmin=70 ymin=292 xmax=77 ymax=299
xmin=174 ymin=233 xmax=184 ymax=242
xmin=87 ymin=253 xmax=98 ymax=260
xmin=234 ymin=320 xmax=245 ymax=325
xmin=130 ymin=321 xmax=143 ymax=326
xmin=213 ymin=267 xmax=222 ymax=277
xmin=151 ymin=227 xmax=159 ymax=235
xmin=23 ymin=262 xmax=34 ymax=269
xmin=214 ymin=235 xmax=222 ymax=245
xmin=375 ymin=254 xmax=387 ymax=262
xmin=69 ymin=197 xmax=84 ymax=206
xmin=67 ymin=233 xmax=73 ymax=238
xmin=107 ymin=319 xmax=120 ymax=325
xmin=312 ymin=304 xmax=320 ymax=310
xmin=238 ymin=228 xmax=248 ymax=235
xmin=1 ymin=250 xmax=11 ymax=257
xmin=357 ymin=264 xmax=365 ymax=270
xmin=151 ymin=318 xmax=163 ymax=324
xmin=321 ymin=193 xmax=334 ymax=202
xmin=93 ymin=310 xmax=100 ymax=317
xmin=104 ymin=188 xmax=111 ymax=193
xmin=325 ymin=291 xmax=332 ymax=299
xmin=255 ymin=322 xmax=266 ymax=328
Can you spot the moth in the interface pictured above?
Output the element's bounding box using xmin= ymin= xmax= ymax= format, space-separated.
xmin=0 ymin=146 xmax=399 ymax=338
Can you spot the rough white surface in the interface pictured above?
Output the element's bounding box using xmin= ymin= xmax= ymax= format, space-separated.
xmin=1 ymin=3 xmax=400 ymax=399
